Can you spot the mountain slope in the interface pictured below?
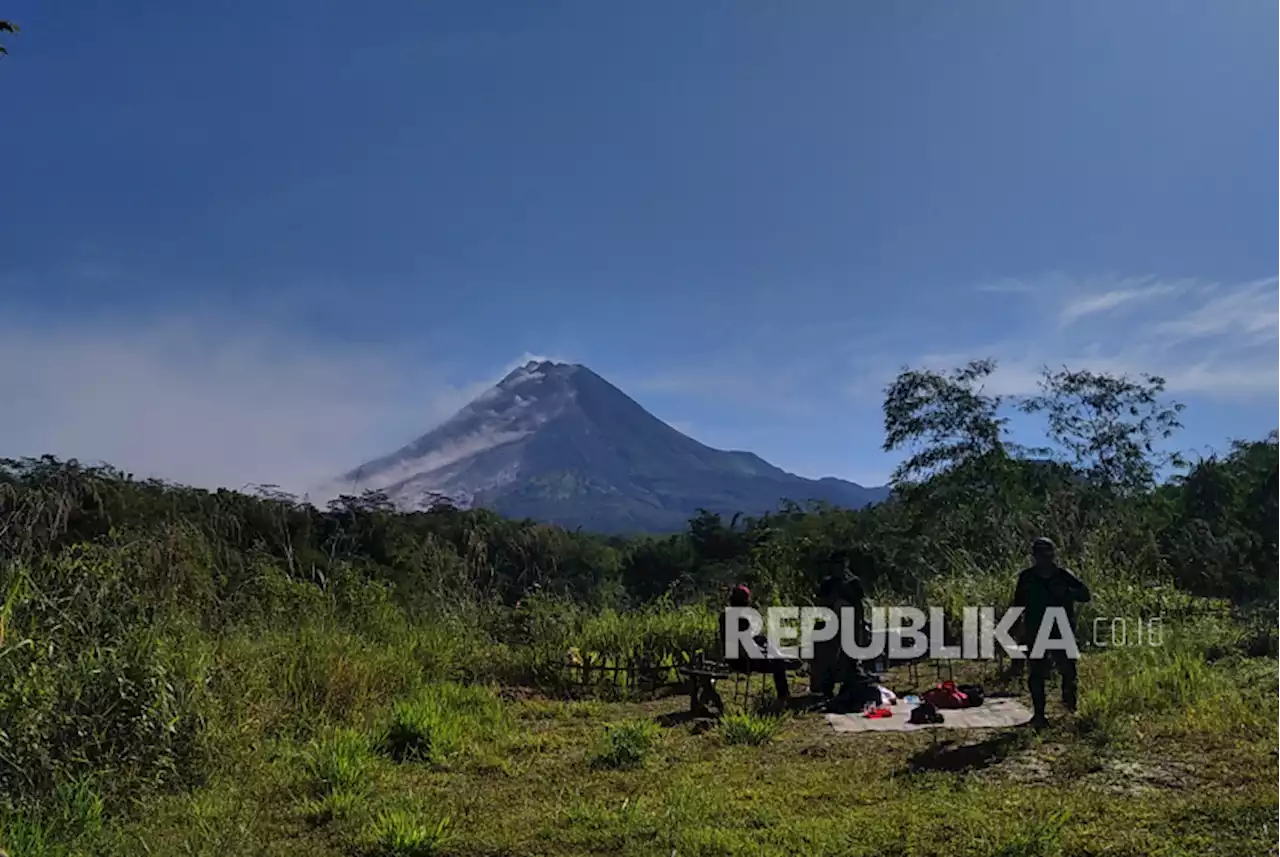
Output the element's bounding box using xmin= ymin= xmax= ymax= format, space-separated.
xmin=318 ymin=361 xmax=889 ymax=532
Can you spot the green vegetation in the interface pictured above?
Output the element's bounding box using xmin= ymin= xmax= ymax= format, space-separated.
xmin=591 ymin=719 xmax=662 ymax=770
xmin=364 ymin=808 xmax=453 ymax=856
xmin=0 ymin=361 xmax=1275 ymax=855
xmin=305 ymin=728 xmax=375 ymax=797
xmin=716 ymin=712 xmax=785 ymax=746
xmin=382 ymin=683 xmax=507 ymax=764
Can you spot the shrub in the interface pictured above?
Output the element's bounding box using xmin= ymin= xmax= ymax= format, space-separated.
xmin=0 ymin=622 xmax=208 ymax=804
xmin=591 ymin=719 xmax=660 ymax=770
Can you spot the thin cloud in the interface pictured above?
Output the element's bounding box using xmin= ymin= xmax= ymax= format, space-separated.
xmin=1058 ymin=280 xmax=1186 ymax=325
xmin=0 ymin=314 xmax=484 ymax=495
xmin=850 ymin=274 xmax=1279 ymax=403
xmin=1150 ymin=276 xmax=1279 ymax=342
xmin=501 ymin=352 xmax=577 ymax=373
xmin=973 ymin=278 xmax=1042 ymax=294
xmin=974 ymin=271 xmax=1077 ymax=295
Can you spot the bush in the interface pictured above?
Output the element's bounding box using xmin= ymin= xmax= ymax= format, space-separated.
xmin=0 ymin=621 xmax=208 ymax=804
xmin=591 ymin=719 xmax=660 ymax=770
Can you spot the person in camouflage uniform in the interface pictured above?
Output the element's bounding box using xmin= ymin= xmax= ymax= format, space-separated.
xmin=1013 ymin=537 xmax=1091 ymax=727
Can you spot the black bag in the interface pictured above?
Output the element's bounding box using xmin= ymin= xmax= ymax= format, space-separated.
xmin=958 ymin=684 xmax=985 ymax=707
xmin=908 ymin=701 xmax=944 ymax=724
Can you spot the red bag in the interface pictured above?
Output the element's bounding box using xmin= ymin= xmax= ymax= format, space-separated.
xmin=921 ymin=681 xmax=968 ymax=710
xmin=864 ymin=706 xmax=893 ymax=719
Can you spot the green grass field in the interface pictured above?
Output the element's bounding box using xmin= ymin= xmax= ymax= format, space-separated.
xmin=11 ymin=629 xmax=1271 ymax=857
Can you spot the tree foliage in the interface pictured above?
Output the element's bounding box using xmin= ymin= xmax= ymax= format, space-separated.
xmin=0 ymin=20 xmax=17 ymax=57
xmin=882 ymin=359 xmax=1009 ymax=484
xmin=1020 ymin=367 xmax=1185 ymax=494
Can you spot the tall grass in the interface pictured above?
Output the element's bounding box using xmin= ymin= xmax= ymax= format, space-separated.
xmin=0 ymin=778 xmax=105 ymax=857
xmin=364 ymin=807 xmax=453 ymax=857
xmin=716 ymin=712 xmax=784 ymax=746
xmin=381 ymin=683 xmax=508 ymax=764
xmin=1078 ymin=627 xmax=1278 ymax=744
xmin=304 ymin=728 xmax=373 ymax=796
xmin=512 ymin=593 xmax=719 ymax=689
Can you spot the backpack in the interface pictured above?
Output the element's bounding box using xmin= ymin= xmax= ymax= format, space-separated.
xmin=958 ymin=683 xmax=985 ymax=707
xmin=921 ymin=680 xmax=969 ymax=709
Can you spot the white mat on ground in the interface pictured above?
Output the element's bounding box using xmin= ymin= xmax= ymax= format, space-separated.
xmin=825 ymin=698 xmax=1033 ymax=733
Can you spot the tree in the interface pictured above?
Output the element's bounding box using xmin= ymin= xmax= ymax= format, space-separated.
xmin=882 ymin=359 xmax=1009 ymax=484
xmin=0 ymin=21 xmax=17 ymax=57
xmin=1020 ymin=367 xmax=1184 ymax=494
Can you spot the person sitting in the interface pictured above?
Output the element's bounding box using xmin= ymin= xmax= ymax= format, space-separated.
xmin=808 ymin=558 xmax=891 ymax=712
xmin=718 ymin=584 xmax=801 ymax=702
xmin=811 ymin=573 xmax=849 ymax=697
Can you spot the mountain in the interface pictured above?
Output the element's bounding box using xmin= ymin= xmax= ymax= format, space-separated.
xmin=316 ymin=361 xmax=889 ymax=533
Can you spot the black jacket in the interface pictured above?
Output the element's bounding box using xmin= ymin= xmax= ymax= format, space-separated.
xmin=1012 ymin=565 xmax=1091 ymax=644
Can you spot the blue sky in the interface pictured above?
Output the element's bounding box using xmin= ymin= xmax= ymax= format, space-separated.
xmin=1 ymin=0 xmax=1276 ymax=492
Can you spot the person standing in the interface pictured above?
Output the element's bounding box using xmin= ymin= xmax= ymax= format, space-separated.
xmin=1013 ymin=537 xmax=1091 ymax=727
